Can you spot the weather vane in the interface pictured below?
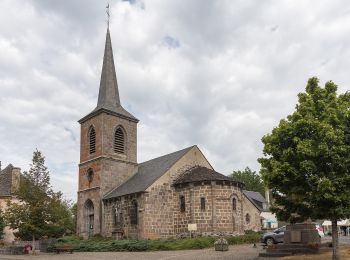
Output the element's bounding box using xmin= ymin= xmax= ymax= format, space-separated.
xmin=106 ymin=3 xmax=110 ymax=28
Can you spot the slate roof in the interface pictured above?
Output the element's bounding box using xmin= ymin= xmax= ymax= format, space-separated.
xmin=173 ymin=166 xmax=243 ymax=186
xmin=243 ymin=190 xmax=267 ymax=212
xmin=79 ymin=29 xmax=138 ymax=123
xmin=0 ymin=164 xmax=14 ymax=196
xmin=104 ymin=146 xmax=194 ymax=199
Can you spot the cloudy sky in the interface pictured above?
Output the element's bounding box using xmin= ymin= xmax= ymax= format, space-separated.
xmin=1 ymin=0 xmax=350 ymax=201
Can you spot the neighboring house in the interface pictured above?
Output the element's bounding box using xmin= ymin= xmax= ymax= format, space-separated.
xmin=0 ymin=164 xmax=21 ymax=243
xmin=76 ymin=28 xmax=265 ymax=239
xmin=243 ymin=190 xmax=278 ymax=230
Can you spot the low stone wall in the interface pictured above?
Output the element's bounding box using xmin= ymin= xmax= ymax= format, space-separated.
xmin=12 ymin=239 xmax=56 ymax=252
xmin=0 ymin=246 xmax=24 ymax=255
xmin=176 ymin=230 xmax=243 ymax=239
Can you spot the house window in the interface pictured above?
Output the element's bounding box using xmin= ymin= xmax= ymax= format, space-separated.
xmin=130 ymin=200 xmax=138 ymax=225
xmin=180 ymin=196 xmax=185 ymax=212
xmin=232 ymin=198 xmax=237 ymax=210
xmin=89 ymin=126 xmax=96 ymax=154
xmin=114 ymin=127 xmax=125 ymax=154
xmin=200 ymin=197 xmax=205 ymax=210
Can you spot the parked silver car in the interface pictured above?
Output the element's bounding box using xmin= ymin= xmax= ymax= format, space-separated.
xmin=261 ymin=226 xmax=286 ymax=245
xmin=261 ymin=224 xmax=324 ymax=245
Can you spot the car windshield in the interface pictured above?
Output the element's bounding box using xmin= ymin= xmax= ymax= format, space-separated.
xmin=275 ymin=226 xmax=286 ymax=233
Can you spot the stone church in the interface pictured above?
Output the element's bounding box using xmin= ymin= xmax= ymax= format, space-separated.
xmin=76 ymin=29 xmax=263 ymax=239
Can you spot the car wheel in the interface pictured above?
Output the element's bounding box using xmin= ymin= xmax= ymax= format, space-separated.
xmin=265 ymin=237 xmax=275 ymax=246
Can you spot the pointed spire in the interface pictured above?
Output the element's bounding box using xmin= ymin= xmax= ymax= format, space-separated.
xmin=79 ymin=28 xmax=138 ymax=124
xmin=96 ymin=28 xmax=120 ymax=110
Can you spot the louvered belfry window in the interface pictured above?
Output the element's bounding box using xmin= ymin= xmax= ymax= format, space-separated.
xmin=114 ymin=127 xmax=125 ymax=154
xmin=89 ymin=127 xmax=96 ymax=154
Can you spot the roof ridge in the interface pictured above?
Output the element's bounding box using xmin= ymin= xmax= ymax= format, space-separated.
xmin=1 ymin=164 xmax=13 ymax=173
xmin=139 ymin=145 xmax=195 ymax=165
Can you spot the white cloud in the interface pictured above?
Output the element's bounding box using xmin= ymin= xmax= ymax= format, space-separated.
xmin=1 ymin=0 xmax=350 ymax=200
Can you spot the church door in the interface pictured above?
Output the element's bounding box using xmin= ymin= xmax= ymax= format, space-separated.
xmin=84 ymin=199 xmax=94 ymax=237
xmin=88 ymin=214 xmax=94 ymax=237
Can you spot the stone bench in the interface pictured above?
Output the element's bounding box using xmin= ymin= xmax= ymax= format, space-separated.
xmin=54 ymin=245 xmax=74 ymax=254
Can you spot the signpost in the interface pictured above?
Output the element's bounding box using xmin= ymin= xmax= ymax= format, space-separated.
xmin=188 ymin=223 xmax=197 ymax=238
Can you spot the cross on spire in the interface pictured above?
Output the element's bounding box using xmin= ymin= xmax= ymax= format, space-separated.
xmin=106 ymin=4 xmax=110 ymax=28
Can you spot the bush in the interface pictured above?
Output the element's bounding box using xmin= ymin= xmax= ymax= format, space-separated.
xmin=52 ymin=232 xmax=261 ymax=252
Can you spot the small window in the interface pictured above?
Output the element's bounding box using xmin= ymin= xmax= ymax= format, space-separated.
xmin=114 ymin=127 xmax=125 ymax=154
xmin=232 ymin=198 xmax=237 ymax=210
xmin=180 ymin=196 xmax=185 ymax=212
xmin=246 ymin=213 xmax=250 ymax=224
xmin=89 ymin=126 xmax=96 ymax=154
xmin=130 ymin=200 xmax=138 ymax=225
xmin=200 ymin=197 xmax=205 ymax=211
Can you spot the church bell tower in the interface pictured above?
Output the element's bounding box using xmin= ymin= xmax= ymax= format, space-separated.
xmin=77 ymin=28 xmax=138 ymax=238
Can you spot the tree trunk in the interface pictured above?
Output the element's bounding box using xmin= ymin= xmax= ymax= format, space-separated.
xmin=32 ymin=234 xmax=35 ymax=252
xmin=332 ymin=219 xmax=339 ymax=260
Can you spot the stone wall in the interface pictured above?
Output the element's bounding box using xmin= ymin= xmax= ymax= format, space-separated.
xmin=242 ymin=195 xmax=262 ymax=232
xmin=77 ymin=111 xmax=138 ymax=238
xmin=174 ymin=182 xmax=243 ymax=235
xmin=77 ymin=188 xmax=101 ymax=238
xmin=103 ymin=193 xmax=145 ymax=239
xmin=101 ymin=146 xmax=265 ymax=240
xmin=142 ymin=146 xmax=213 ymax=239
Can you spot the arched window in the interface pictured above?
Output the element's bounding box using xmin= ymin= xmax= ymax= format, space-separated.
xmin=232 ymin=198 xmax=237 ymax=210
xmin=114 ymin=127 xmax=125 ymax=154
xmin=130 ymin=200 xmax=138 ymax=225
xmin=180 ymin=196 xmax=186 ymax=212
xmin=88 ymin=126 xmax=96 ymax=154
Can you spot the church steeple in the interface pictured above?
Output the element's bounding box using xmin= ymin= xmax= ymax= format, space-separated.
xmin=79 ymin=29 xmax=138 ymax=123
xmin=96 ymin=28 xmax=120 ymax=110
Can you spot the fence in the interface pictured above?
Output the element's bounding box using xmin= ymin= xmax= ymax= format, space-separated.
xmin=12 ymin=238 xmax=56 ymax=252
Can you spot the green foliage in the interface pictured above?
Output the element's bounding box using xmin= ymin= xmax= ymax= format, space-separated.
xmin=259 ymin=77 xmax=350 ymax=224
xmin=71 ymin=203 xmax=77 ymax=234
xmin=49 ymin=233 xmax=261 ymax=252
xmin=0 ymin=208 xmax=5 ymax=239
xmin=230 ymin=167 xmax=265 ymax=195
xmin=4 ymin=150 xmax=74 ymax=240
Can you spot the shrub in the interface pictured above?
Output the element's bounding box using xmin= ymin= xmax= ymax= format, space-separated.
xmin=52 ymin=232 xmax=261 ymax=252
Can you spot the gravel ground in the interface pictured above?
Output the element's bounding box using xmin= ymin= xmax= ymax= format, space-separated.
xmin=1 ymin=236 xmax=349 ymax=260
xmin=0 ymin=244 xmax=270 ymax=260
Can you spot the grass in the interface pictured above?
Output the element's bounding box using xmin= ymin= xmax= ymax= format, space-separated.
xmin=50 ymin=232 xmax=261 ymax=252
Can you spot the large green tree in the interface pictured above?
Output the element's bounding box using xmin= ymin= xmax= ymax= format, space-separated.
xmin=259 ymin=77 xmax=350 ymax=260
xmin=230 ymin=167 xmax=265 ymax=196
xmin=5 ymin=150 xmax=73 ymax=240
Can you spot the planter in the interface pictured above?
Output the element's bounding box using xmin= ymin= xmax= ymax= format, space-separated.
xmin=215 ymin=244 xmax=228 ymax=251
